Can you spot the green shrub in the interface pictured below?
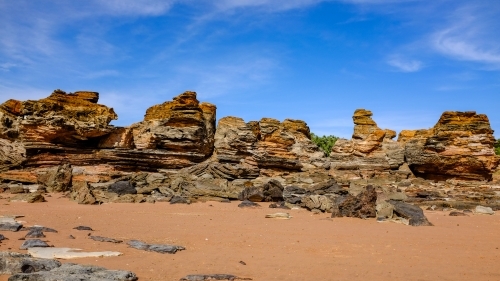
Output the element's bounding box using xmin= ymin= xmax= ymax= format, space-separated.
xmin=495 ymin=139 xmax=500 ymax=155
xmin=311 ymin=133 xmax=338 ymax=157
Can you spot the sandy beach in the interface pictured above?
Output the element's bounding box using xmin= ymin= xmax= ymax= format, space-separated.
xmin=0 ymin=195 xmax=499 ymax=281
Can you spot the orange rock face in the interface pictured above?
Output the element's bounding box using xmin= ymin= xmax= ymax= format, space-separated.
xmin=329 ymin=109 xmax=407 ymax=181
xmin=402 ymin=111 xmax=500 ymax=181
xmin=214 ymin=116 xmax=323 ymax=173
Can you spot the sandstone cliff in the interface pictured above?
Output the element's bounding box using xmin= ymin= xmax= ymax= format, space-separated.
xmin=400 ymin=111 xmax=499 ymax=181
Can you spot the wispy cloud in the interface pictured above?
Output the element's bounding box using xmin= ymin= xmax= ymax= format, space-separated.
xmin=387 ymin=55 xmax=423 ymax=72
xmin=93 ymin=0 xmax=175 ymax=16
xmin=431 ymin=4 xmax=500 ymax=68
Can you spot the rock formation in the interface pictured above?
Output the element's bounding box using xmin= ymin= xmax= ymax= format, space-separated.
xmin=329 ymin=109 xmax=408 ymax=182
xmin=400 ymin=111 xmax=499 ymax=181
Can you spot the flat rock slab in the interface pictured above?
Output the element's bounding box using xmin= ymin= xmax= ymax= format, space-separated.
xmin=25 ymin=228 xmax=45 ymax=238
xmin=73 ymin=225 xmax=93 ymax=231
xmin=21 ymin=226 xmax=58 ymax=233
xmin=20 ymin=239 xmax=50 ymax=250
xmin=265 ymin=213 xmax=291 ymax=219
xmin=238 ymin=200 xmax=260 ymax=208
xmin=180 ymin=274 xmax=252 ymax=281
xmin=0 ymin=222 xmax=23 ymax=232
xmin=8 ymin=263 xmax=137 ymax=281
xmin=89 ymin=236 xmax=123 ymax=243
xmin=28 ymin=248 xmax=122 ymax=259
xmin=127 ymin=240 xmax=185 ymax=254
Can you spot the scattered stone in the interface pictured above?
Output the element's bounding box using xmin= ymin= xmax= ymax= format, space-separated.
xmin=0 ymin=251 xmax=61 ymax=275
xmin=265 ymin=213 xmax=291 ymax=219
xmin=170 ymin=196 xmax=190 ymax=204
xmin=20 ymin=239 xmax=50 ymax=250
xmin=0 ymin=222 xmax=23 ymax=232
xmin=21 ymin=226 xmax=58 ymax=233
xmin=180 ymin=274 xmax=252 ymax=281
xmin=28 ymin=248 xmax=122 ymax=259
xmin=238 ymin=186 xmax=264 ymax=202
xmin=73 ymin=226 xmax=93 ymax=231
xmin=8 ymin=263 xmax=137 ymax=281
xmin=475 ymin=205 xmax=495 ymax=215
xmin=25 ymin=228 xmax=45 ymax=238
xmin=463 ymin=209 xmax=473 ymax=214
xmin=449 ymin=211 xmax=468 ymax=216
xmin=388 ymin=200 xmax=433 ymax=226
xmin=268 ymin=201 xmax=290 ymax=209
xmin=239 ymin=261 xmax=246 ymax=265
xmin=9 ymin=192 xmax=45 ymax=203
xmin=68 ymin=235 xmax=75 ymax=239
xmin=0 ymin=234 xmax=6 ymax=242
xmin=238 ymin=200 xmax=260 ymax=208
xmin=89 ymin=236 xmax=123 ymax=244
xmin=127 ymin=240 xmax=185 ymax=254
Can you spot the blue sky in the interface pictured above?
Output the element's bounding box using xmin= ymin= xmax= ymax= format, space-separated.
xmin=0 ymin=0 xmax=499 ymax=138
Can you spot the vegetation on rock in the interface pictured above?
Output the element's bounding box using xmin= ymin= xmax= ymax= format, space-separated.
xmin=311 ymin=133 xmax=338 ymax=156
xmin=495 ymin=139 xmax=500 ymax=155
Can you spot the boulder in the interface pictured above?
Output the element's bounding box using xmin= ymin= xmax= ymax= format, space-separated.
xmin=401 ymin=111 xmax=500 ymax=181
xmin=331 ymin=185 xmax=377 ymax=219
xmin=0 ymin=251 xmax=61 ymax=275
xmin=37 ymin=164 xmax=72 ymax=192
xmin=387 ymin=200 xmax=433 ymax=226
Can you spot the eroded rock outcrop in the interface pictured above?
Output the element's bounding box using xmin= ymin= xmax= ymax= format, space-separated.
xmin=214 ymin=116 xmax=324 ymax=175
xmin=401 ymin=111 xmax=499 ymax=181
xmin=329 ymin=109 xmax=408 ymax=182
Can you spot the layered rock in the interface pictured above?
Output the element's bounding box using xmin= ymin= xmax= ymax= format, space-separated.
xmin=213 ymin=116 xmax=324 ymax=175
xmin=329 ymin=109 xmax=408 ymax=182
xmin=401 ymin=111 xmax=499 ymax=181
xmin=97 ymin=91 xmax=216 ymax=170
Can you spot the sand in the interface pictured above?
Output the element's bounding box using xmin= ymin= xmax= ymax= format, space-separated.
xmin=0 ymin=194 xmax=499 ymax=281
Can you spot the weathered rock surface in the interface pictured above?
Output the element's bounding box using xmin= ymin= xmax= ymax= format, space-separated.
xmin=331 ymin=185 xmax=377 ymax=219
xmin=401 ymin=111 xmax=500 ymax=181
xmin=37 ymin=164 xmax=72 ymax=192
xmin=387 ymin=200 xmax=433 ymax=226
xmin=89 ymin=236 xmax=123 ymax=244
xmin=0 ymin=251 xmax=61 ymax=275
xmin=330 ymin=109 xmax=408 ymax=182
xmin=20 ymin=239 xmax=51 ymax=250
xmin=127 ymin=240 xmax=185 ymax=254
xmin=0 ymin=139 xmax=26 ymax=172
xmin=214 ymin=116 xmax=323 ymax=174
xmin=8 ymin=263 xmax=137 ymax=281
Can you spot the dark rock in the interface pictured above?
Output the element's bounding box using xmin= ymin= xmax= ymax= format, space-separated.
xmin=283 ymin=186 xmax=307 ymax=204
xmin=0 ymin=251 xmax=61 ymax=275
xmin=0 ymin=223 xmax=23 ymax=232
xmin=170 ymin=196 xmax=190 ymax=204
xmin=238 ymin=200 xmax=260 ymax=208
xmin=19 ymin=239 xmax=50 ymax=250
xmin=262 ymin=179 xmax=284 ymax=202
xmin=388 ymin=200 xmax=433 ymax=226
xmin=127 ymin=240 xmax=185 ymax=254
xmin=68 ymin=235 xmax=75 ymax=239
xmin=21 ymin=226 xmax=58 ymax=233
xmin=108 ymin=181 xmax=136 ymax=195
xmin=449 ymin=211 xmax=468 ymax=216
xmin=332 ymin=185 xmax=377 ymax=219
xmin=268 ymin=202 xmax=290 ymax=209
xmin=8 ymin=263 xmax=138 ymax=281
xmin=89 ymin=236 xmax=123 ymax=243
xmin=73 ymin=226 xmax=93 ymax=231
xmin=0 ymin=234 xmax=6 ymax=242
xmin=180 ymin=274 xmax=252 ymax=281
xmin=25 ymin=228 xmax=45 ymax=238
xmin=238 ymin=186 xmax=264 ymax=202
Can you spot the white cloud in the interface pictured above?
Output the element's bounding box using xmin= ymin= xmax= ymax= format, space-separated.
xmin=94 ymin=0 xmax=175 ymax=16
xmin=387 ymin=56 xmax=423 ymax=72
xmin=431 ymin=5 xmax=500 ymax=68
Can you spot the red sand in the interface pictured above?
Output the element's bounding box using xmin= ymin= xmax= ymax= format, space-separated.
xmin=0 ymin=194 xmax=499 ymax=281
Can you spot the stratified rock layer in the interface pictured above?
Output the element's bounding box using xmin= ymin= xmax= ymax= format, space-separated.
xmin=401 ymin=111 xmax=499 ymax=181
xmin=329 ymin=109 xmax=408 ymax=182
